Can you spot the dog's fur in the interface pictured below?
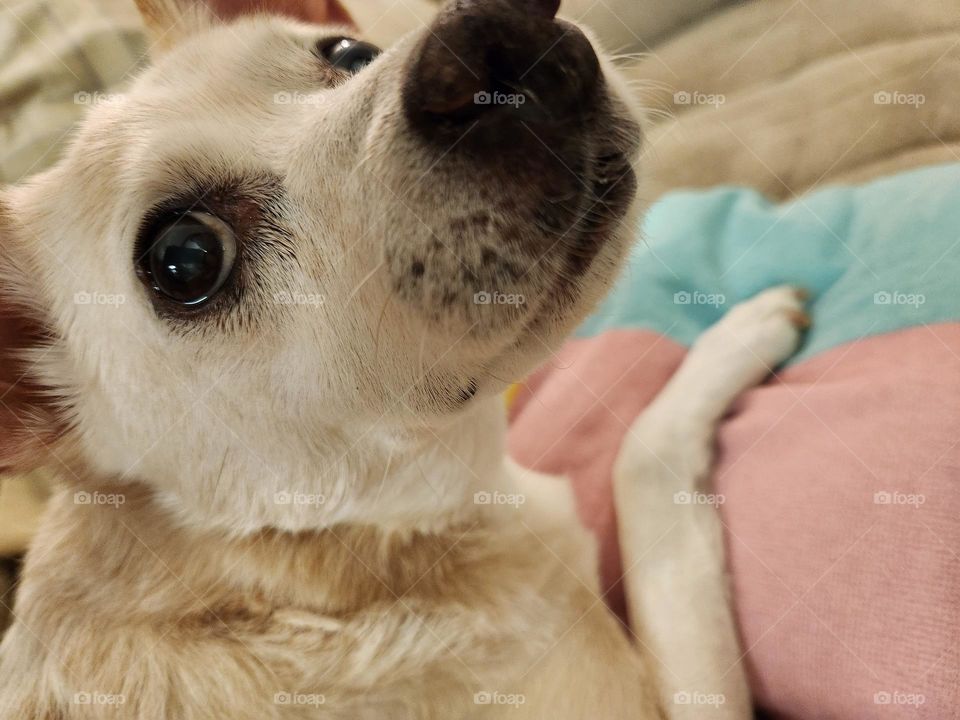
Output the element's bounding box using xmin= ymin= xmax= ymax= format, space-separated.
xmin=0 ymin=1 xmax=808 ymax=717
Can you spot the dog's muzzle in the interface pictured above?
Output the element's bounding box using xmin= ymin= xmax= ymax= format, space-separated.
xmin=382 ymin=0 xmax=640 ymax=355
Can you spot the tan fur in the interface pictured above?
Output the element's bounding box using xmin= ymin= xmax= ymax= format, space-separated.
xmin=1 ymin=480 xmax=662 ymax=719
xmin=133 ymin=0 xmax=213 ymax=50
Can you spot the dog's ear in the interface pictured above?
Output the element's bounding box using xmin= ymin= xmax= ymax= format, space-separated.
xmin=0 ymin=198 xmax=66 ymax=474
xmin=209 ymin=0 xmax=354 ymax=25
xmin=135 ymin=0 xmax=355 ymax=52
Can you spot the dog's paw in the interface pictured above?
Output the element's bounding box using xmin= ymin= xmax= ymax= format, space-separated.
xmin=615 ymin=286 xmax=808 ymax=482
xmin=687 ymin=285 xmax=809 ymax=399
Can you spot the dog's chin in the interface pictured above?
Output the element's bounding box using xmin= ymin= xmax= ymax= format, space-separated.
xmin=441 ymin=149 xmax=638 ymax=410
xmin=518 ymin=163 xmax=635 ymax=328
xmin=507 ymin=138 xmax=638 ymax=312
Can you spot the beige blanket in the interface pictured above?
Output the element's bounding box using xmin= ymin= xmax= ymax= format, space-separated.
xmin=622 ymin=0 xmax=960 ymax=200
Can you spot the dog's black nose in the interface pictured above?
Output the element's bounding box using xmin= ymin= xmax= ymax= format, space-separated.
xmin=402 ymin=0 xmax=600 ymax=140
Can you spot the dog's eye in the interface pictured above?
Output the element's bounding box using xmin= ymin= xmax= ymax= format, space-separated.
xmin=319 ymin=37 xmax=381 ymax=74
xmin=140 ymin=211 xmax=237 ymax=306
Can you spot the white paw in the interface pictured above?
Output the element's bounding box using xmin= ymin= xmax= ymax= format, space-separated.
xmin=687 ymin=285 xmax=809 ymax=399
xmin=616 ymin=286 xmax=809 ymax=474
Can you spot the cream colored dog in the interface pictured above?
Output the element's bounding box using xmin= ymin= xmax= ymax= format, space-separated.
xmin=0 ymin=0 xmax=808 ymax=717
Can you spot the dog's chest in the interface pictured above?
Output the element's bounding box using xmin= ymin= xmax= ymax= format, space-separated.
xmin=206 ymin=512 xmax=589 ymax=719
xmin=224 ymin=582 xmax=564 ymax=719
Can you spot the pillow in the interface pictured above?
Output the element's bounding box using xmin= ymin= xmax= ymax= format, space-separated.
xmin=508 ymin=162 xmax=960 ymax=719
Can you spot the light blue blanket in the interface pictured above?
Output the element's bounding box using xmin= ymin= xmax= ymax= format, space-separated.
xmin=580 ymin=163 xmax=960 ymax=363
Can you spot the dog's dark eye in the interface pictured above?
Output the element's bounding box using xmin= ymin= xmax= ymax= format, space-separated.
xmin=140 ymin=211 xmax=237 ymax=306
xmin=319 ymin=37 xmax=381 ymax=74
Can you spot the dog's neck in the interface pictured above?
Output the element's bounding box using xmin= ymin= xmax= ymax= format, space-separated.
xmin=41 ymin=395 xmax=530 ymax=620
xmin=133 ymin=394 xmax=516 ymax=538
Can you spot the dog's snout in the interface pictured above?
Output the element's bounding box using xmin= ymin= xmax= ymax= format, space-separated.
xmin=402 ymin=0 xmax=600 ymax=139
xmin=384 ymin=0 xmax=640 ymax=343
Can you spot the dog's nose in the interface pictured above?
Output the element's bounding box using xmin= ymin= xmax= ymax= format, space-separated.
xmin=402 ymin=0 xmax=600 ymax=139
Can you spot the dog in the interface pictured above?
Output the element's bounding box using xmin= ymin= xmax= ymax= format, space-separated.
xmin=0 ymin=0 xmax=809 ymax=717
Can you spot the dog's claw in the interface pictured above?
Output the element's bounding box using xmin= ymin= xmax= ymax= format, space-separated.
xmin=787 ymin=308 xmax=812 ymax=329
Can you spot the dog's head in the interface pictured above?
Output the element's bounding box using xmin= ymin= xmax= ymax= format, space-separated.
xmin=0 ymin=0 xmax=642 ymax=531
